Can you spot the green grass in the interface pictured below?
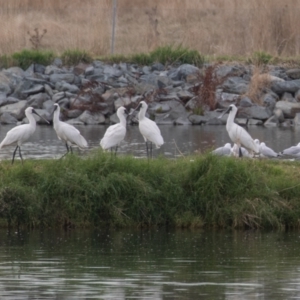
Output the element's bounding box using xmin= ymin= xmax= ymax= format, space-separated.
xmin=11 ymin=49 xmax=55 ymax=69
xmin=61 ymin=49 xmax=93 ymax=66
xmin=0 ymin=152 xmax=300 ymax=230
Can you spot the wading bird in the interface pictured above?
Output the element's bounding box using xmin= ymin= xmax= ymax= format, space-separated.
xmin=0 ymin=107 xmax=49 ymax=164
xmin=280 ymin=142 xmax=300 ymax=157
xmin=135 ymin=101 xmax=164 ymax=158
xmin=53 ymin=103 xmax=88 ymax=158
xmin=219 ymin=104 xmax=259 ymax=157
xmin=100 ymin=106 xmax=127 ymax=155
xmin=254 ymin=139 xmax=278 ymax=158
xmin=212 ymin=143 xmax=232 ymax=156
xmin=231 ymin=143 xmax=251 ymax=157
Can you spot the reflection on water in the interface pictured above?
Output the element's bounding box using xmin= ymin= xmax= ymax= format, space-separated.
xmin=0 ymin=229 xmax=300 ymax=299
xmin=0 ymin=124 xmax=300 ymax=160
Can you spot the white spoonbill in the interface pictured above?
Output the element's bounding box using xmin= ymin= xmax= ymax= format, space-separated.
xmin=0 ymin=107 xmax=49 ymax=164
xmin=254 ymin=139 xmax=278 ymax=158
xmin=137 ymin=101 xmax=164 ymax=158
xmin=212 ymin=143 xmax=232 ymax=156
xmin=53 ymin=103 xmax=88 ymax=158
xmin=280 ymin=142 xmax=300 ymax=157
xmin=100 ymin=106 xmax=127 ymax=154
xmin=219 ymin=104 xmax=259 ymax=157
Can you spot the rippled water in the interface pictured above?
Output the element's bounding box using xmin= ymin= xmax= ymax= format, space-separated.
xmin=0 ymin=229 xmax=300 ymax=299
xmin=0 ymin=124 xmax=300 ymax=161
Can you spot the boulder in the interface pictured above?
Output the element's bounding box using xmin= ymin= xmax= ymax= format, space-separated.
xmin=275 ymin=100 xmax=300 ymax=118
xmin=0 ymin=100 xmax=28 ymax=119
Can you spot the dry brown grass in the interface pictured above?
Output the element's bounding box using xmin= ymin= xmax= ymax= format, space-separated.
xmin=0 ymin=0 xmax=300 ymax=57
xmin=245 ymin=67 xmax=273 ymax=104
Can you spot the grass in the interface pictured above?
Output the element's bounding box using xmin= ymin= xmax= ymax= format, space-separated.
xmin=1 ymin=152 xmax=300 ymax=230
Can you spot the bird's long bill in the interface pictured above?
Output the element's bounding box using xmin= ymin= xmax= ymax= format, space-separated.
xmin=218 ymin=106 xmax=231 ymax=119
xmin=32 ymin=109 xmax=50 ymax=124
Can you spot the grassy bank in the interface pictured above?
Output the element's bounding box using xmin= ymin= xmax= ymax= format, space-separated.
xmin=0 ymin=152 xmax=300 ymax=230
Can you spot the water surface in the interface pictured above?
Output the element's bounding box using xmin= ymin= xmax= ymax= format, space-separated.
xmin=0 ymin=124 xmax=299 ymax=160
xmin=0 ymin=229 xmax=300 ymax=299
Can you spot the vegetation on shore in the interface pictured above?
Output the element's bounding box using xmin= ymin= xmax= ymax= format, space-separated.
xmin=0 ymin=152 xmax=300 ymax=230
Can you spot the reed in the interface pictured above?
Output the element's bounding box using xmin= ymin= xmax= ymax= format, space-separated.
xmin=0 ymin=0 xmax=299 ymax=57
xmin=0 ymin=152 xmax=300 ymax=230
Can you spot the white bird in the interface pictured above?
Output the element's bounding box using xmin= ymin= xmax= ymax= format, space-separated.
xmin=53 ymin=103 xmax=88 ymax=158
xmin=212 ymin=143 xmax=232 ymax=156
xmin=0 ymin=107 xmax=49 ymax=164
xmin=100 ymin=106 xmax=127 ymax=154
xmin=137 ymin=101 xmax=164 ymax=158
xmin=280 ymin=142 xmax=300 ymax=157
xmin=255 ymin=139 xmax=278 ymax=158
xmin=219 ymin=104 xmax=259 ymax=157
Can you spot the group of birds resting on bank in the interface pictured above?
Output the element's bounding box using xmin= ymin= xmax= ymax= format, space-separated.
xmin=1 ymin=99 xmax=299 ymax=164
xmin=212 ymin=104 xmax=300 ymax=159
xmin=0 ymin=101 xmax=164 ymax=164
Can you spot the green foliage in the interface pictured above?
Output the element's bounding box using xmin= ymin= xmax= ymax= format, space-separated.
xmin=12 ymin=49 xmax=55 ymax=69
xmin=61 ymin=49 xmax=93 ymax=65
xmin=127 ymin=45 xmax=205 ymax=66
xmin=248 ymin=51 xmax=273 ymax=65
xmin=0 ymin=154 xmax=300 ymax=229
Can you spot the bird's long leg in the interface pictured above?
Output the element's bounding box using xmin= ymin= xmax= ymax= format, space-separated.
xmin=18 ymin=146 xmax=23 ymax=164
xmin=145 ymin=141 xmax=149 ymax=158
xmin=239 ymin=147 xmax=243 ymax=157
xmin=60 ymin=143 xmax=70 ymax=159
xmin=150 ymin=142 xmax=153 ymax=159
xmin=12 ymin=146 xmax=19 ymax=164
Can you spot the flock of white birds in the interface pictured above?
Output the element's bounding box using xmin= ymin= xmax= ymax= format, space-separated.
xmin=0 ymin=101 xmax=299 ymax=164
xmin=214 ymin=104 xmax=300 ymax=159
xmin=0 ymin=100 xmax=164 ymax=164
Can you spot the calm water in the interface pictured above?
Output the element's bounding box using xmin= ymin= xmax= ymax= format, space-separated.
xmin=0 ymin=229 xmax=300 ymax=299
xmin=0 ymin=124 xmax=300 ymax=161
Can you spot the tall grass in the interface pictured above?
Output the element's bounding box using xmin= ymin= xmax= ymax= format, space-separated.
xmin=0 ymin=0 xmax=299 ymax=57
xmin=0 ymin=152 xmax=300 ymax=230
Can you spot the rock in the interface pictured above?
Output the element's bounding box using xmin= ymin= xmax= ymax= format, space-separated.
xmin=50 ymin=73 xmax=75 ymax=84
xmin=238 ymin=106 xmax=272 ymax=120
xmin=281 ymin=92 xmax=295 ymax=102
xmin=264 ymin=115 xmax=279 ymax=127
xmin=275 ymin=100 xmax=300 ymax=118
xmin=294 ymin=113 xmax=300 ymax=126
xmin=168 ymin=64 xmax=200 ymax=80
xmin=271 ymin=79 xmax=300 ymax=95
xmin=0 ymin=100 xmax=28 ymax=119
xmin=55 ymin=81 xmax=79 ymax=93
xmin=239 ymin=96 xmax=253 ymax=107
xmin=0 ymin=112 xmax=18 ymax=124
xmin=0 ymin=73 xmax=12 ymax=96
xmin=22 ymin=84 xmax=44 ymax=97
xmin=286 ymin=69 xmax=300 ymax=80
xmin=273 ymin=108 xmax=285 ymax=123
xmin=78 ymin=110 xmax=106 ymax=124
xmin=27 ymin=93 xmax=50 ymax=108
xmin=188 ymin=114 xmax=208 ymax=124
xmin=222 ymin=77 xmax=249 ymax=94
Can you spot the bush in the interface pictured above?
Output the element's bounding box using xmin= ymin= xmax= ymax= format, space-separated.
xmin=61 ymin=49 xmax=93 ymax=65
xmin=12 ymin=49 xmax=55 ymax=69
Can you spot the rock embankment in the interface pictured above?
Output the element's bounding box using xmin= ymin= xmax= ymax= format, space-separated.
xmin=0 ymin=58 xmax=299 ymax=127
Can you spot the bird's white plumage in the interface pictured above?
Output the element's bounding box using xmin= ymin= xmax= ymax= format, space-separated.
xmin=280 ymin=142 xmax=300 ymax=157
xmin=53 ymin=104 xmax=88 ymax=149
xmin=100 ymin=106 xmax=127 ymax=150
xmin=212 ymin=143 xmax=232 ymax=156
xmin=138 ymin=101 xmax=164 ymax=148
xmin=0 ymin=106 xmax=48 ymax=163
xmin=223 ymin=104 xmax=259 ymax=155
xmin=259 ymin=142 xmax=278 ymax=158
xmin=0 ymin=107 xmax=38 ymax=149
xmin=231 ymin=143 xmax=251 ymax=157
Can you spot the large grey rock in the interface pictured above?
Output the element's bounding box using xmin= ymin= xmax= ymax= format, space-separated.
xmin=27 ymin=93 xmax=50 ymax=108
xmin=286 ymin=69 xmax=300 ymax=79
xmin=0 ymin=100 xmax=27 ymax=119
xmin=188 ymin=114 xmax=208 ymax=124
xmin=0 ymin=112 xmax=18 ymax=124
xmin=55 ymin=81 xmax=79 ymax=93
xmin=50 ymin=73 xmax=75 ymax=84
xmin=238 ymin=106 xmax=272 ymax=120
xmin=168 ymin=64 xmax=199 ymax=81
xmin=22 ymin=84 xmax=44 ymax=97
xmin=78 ymin=110 xmax=105 ymax=124
xmin=271 ymin=79 xmax=300 ymax=95
xmin=0 ymin=73 xmax=12 ymax=96
xmin=275 ymin=100 xmax=300 ymax=118
xmin=264 ymin=115 xmax=279 ymax=127
xmin=222 ymin=77 xmax=249 ymax=94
